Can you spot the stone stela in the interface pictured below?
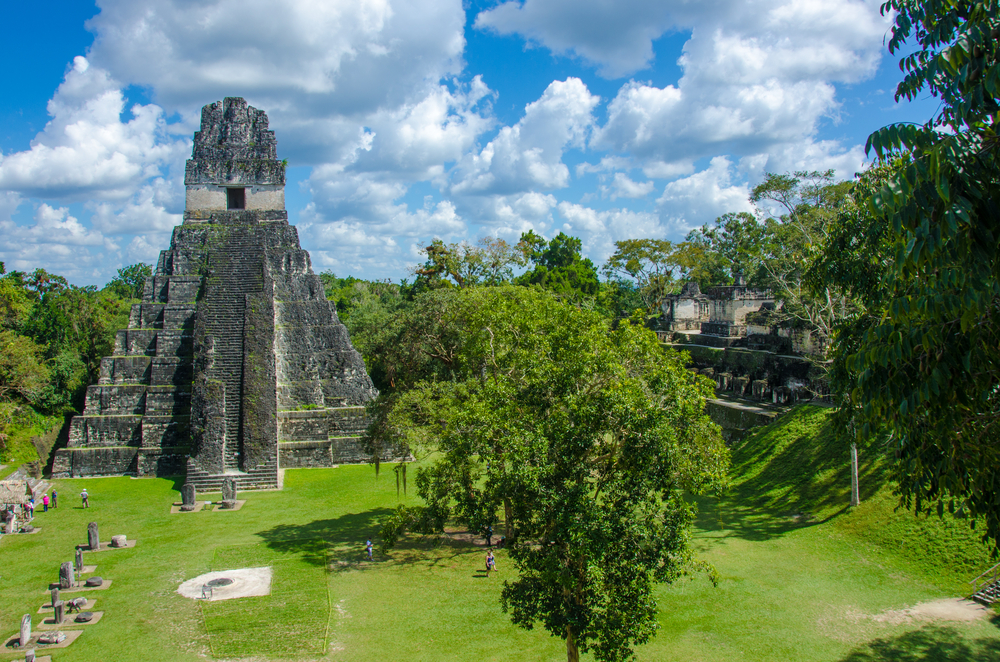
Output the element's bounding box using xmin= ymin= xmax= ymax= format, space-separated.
xmin=87 ymin=522 xmax=99 ymax=551
xmin=220 ymin=477 xmax=237 ymax=509
xmin=58 ymin=563 xmax=74 ymax=590
xmin=51 ymin=97 xmax=395 ymax=491
xmin=180 ymin=483 xmax=197 ymax=511
xmin=52 ymin=601 xmax=64 ymax=626
xmin=19 ymin=614 xmax=30 ymax=647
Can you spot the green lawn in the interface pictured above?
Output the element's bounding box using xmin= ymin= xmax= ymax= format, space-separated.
xmin=0 ymin=406 xmax=998 ymax=661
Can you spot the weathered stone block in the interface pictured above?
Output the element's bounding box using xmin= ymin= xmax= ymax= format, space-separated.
xmin=59 ymin=562 xmax=74 ymax=589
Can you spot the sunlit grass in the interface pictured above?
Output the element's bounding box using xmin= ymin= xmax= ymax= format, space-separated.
xmin=0 ymin=410 xmax=997 ymax=661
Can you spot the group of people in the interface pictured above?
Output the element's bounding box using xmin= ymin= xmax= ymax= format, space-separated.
xmin=361 ymin=536 xmax=500 ymax=575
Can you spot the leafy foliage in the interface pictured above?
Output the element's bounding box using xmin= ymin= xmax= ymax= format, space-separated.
xmin=0 ymin=264 xmax=142 ymax=460
xmin=836 ymin=0 xmax=1000 ymax=550
xmin=411 ymin=236 xmax=528 ymax=291
xmin=515 ymin=231 xmax=600 ymax=300
xmin=372 ymin=285 xmax=728 ymax=661
xmin=104 ymin=263 xmax=153 ymax=300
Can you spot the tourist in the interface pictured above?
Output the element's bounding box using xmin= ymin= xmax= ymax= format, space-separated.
xmin=42 ymin=494 xmax=49 ymax=512
xmin=81 ymin=488 xmax=89 ymax=508
xmin=366 ymin=539 xmax=373 ymax=561
xmin=485 ymin=524 xmax=493 ymax=547
xmin=51 ymin=490 xmax=57 ymax=508
xmin=25 ymin=499 xmax=34 ymax=520
xmin=486 ymin=550 xmax=496 ymax=575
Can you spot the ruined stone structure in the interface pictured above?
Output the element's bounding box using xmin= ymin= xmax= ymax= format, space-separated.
xmin=659 ymin=278 xmax=774 ymax=347
xmin=658 ymin=278 xmax=827 ymax=415
xmin=53 ymin=98 xmax=380 ymax=489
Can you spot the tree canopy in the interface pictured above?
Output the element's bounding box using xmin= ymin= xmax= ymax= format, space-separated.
xmin=373 ymin=286 xmax=728 ymax=662
xmin=832 ymin=0 xmax=1000 ymax=549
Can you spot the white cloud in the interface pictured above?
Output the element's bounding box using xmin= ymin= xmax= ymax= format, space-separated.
xmin=604 ymin=173 xmax=655 ymax=200
xmin=450 ymin=78 xmax=598 ymax=196
xmin=475 ymin=0 xmax=673 ymax=78
xmin=555 ymin=202 xmax=666 ymax=262
xmin=0 ymin=57 xmax=186 ymax=201
xmin=86 ymin=0 xmax=470 ymax=165
xmin=656 ymin=156 xmax=753 ymax=231
xmin=0 ymin=0 xmax=893 ymax=284
xmin=0 ymin=204 xmax=117 ymax=277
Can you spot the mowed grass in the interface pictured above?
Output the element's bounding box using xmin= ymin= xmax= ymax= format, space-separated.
xmin=0 ymin=407 xmax=997 ymax=661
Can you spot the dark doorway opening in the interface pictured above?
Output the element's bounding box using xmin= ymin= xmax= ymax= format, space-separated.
xmin=227 ymin=187 xmax=246 ymax=210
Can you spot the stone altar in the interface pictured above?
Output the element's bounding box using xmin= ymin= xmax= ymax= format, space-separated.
xmin=52 ymin=97 xmax=386 ymax=488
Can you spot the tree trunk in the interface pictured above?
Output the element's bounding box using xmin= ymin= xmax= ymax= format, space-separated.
xmin=566 ymin=626 xmax=580 ymax=662
xmin=850 ymin=442 xmax=860 ymax=507
xmin=504 ymin=498 xmax=512 ymax=541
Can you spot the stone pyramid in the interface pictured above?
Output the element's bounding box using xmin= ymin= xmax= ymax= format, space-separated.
xmin=53 ymin=98 xmax=378 ymax=489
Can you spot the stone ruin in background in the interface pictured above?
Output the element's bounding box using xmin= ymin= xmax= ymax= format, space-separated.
xmin=53 ymin=98 xmax=388 ymax=489
xmin=656 ymin=277 xmax=828 ymax=408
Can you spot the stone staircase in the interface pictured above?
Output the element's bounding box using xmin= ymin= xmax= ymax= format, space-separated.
xmin=185 ymin=457 xmax=279 ymax=492
xmin=203 ymin=231 xmax=265 ymax=473
xmin=971 ymin=562 xmax=1000 ymax=605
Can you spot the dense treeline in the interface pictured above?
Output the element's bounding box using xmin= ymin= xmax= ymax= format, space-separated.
xmin=0 ymin=262 xmax=151 ymax=462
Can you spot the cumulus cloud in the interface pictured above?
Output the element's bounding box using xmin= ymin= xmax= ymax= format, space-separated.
xmin=555 ymin=202 xmax=667 ymax=261
xmin=450 ymin=78 xmax=598 ymax=196
xmin=476 ymin=0 xmax=674 ymax=78
xmin=86 ymin=0 xmax=470 ymax=165
xmin=0 ymin=57 xmax=186 ymax=201
xmin=1 ymin=0 xmax=894 ymax=283
xmin=603 ymin=173 xmax=655 ymax=200
xmin=0 ymin=204 xmax=117 ymax=277
xmin=588 ymin=0 xmax=887 ymax=165
xmin=656 ymin=156 xmax=754 ymax=231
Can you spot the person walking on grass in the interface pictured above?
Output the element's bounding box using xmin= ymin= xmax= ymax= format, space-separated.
xmin=366 ymin=539 xmax=374 ymax=561
xmin=81 ymin=488 xmax=89 ymax=508
xmin=51 ymin=490 xmax=57 ymax=508
xmin=42 ymin=494 xmax=49 ymax=512
xmin=486 ymin=550 xmax=496 ymax=575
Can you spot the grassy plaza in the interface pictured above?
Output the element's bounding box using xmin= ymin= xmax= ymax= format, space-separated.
xmin=1 ymin=406 xmax=998 ymax=661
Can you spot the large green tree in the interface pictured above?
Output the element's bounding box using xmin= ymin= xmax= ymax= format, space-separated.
xmin=516 ymin=231 xmax=600 ymax=300
xmin=838 ymin=0 xmax=1000 ymax=547
xmin=375 ymin=286 xmax=728 ymax=662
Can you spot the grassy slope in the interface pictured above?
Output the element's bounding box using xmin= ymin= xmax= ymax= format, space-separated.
xmin=647 ymin=405 xmax=999 ymax=662
xmin=1 ymin=408 xmax=998 ymax=661
xmin=1 ymin=412 xmax=59 ymax=467
xmin=728 ymin=404 xmax=994 ymax=592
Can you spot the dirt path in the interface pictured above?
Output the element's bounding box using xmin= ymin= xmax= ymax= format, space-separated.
xmin=872 ymin=598 xmax=991 ymax=625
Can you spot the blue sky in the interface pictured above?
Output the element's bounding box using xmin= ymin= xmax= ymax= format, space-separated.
xmin=0 ymin=0 xmax=940 ymax=285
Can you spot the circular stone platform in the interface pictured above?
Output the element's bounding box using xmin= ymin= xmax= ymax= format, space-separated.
xmin=176 ymin=568 xmax=272 ymax=601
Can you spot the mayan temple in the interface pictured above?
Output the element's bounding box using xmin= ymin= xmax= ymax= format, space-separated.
xmin=52 ymin=97 xmax=378 ymax=489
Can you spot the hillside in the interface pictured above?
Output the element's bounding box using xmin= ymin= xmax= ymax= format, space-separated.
xmin=727 ymin=404 xmax=995 ymax=594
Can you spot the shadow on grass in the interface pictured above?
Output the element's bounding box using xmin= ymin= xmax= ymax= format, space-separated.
xmin=695 ymin=405 xmax=891 ymax=542
xmin=693 ymin=494 xmax=848 ymax=542
xmin=837 ymin=625 xmax=1000 ymax=661
xmin=255 ymin=508 xmax=393 ymax=567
